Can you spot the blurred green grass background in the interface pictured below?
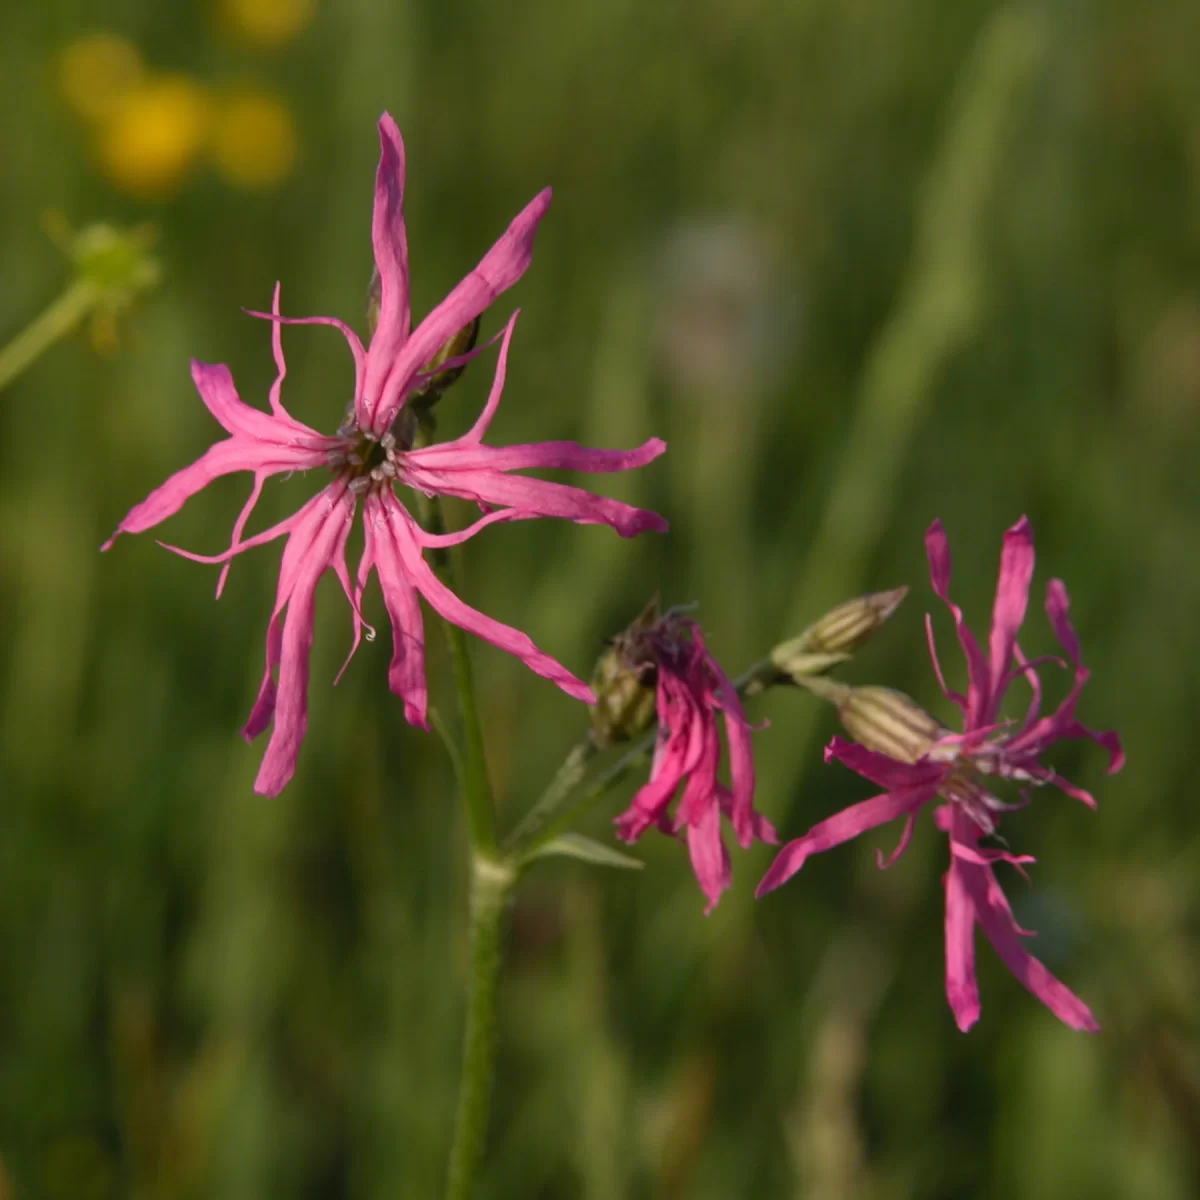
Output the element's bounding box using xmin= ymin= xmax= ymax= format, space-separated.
xmin=3 ymin=0 xmax=1199 ymax=1196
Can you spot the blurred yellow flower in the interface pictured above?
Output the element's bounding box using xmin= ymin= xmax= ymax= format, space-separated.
xmin=215 ymin=0 xmax=317 ymax=48
xmin=57 ymin=32 xmax=144 ymax=124
xmin=95 ymin=75 xmax=211 ymax=198
xmin=210 ymin=89 xmax=299 ymax=190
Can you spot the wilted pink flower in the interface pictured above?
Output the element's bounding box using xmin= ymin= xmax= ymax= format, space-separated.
xmin=613 ymin=614 xmax=777 ymax=912
xmin=103 ymin=113 xmax=667 ymax=796
xmin=757 ymin=517 xmax=1123 ymax=1031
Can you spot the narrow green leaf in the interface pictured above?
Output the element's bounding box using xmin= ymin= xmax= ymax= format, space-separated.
xmin=526 ymin=833 xmax=644 ymax=871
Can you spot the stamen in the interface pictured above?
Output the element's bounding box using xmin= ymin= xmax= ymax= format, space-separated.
xmin=347 ymin=476 xmax=371 ymax=494
xmin=347 ymin=453 xmax=363 ymax=466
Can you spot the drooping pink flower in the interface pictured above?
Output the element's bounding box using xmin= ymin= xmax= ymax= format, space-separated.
xmin=757 ymin=517 xmax=1123 ymax=1030
xmin=103 ymin=112 xmax=667 ymax=796
xmin=613 ymin=614 xmax=777 ymax=913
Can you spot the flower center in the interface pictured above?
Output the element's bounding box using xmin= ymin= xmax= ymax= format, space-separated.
xmin=942 ymin=769 xmax=1022 ymax=836
xmin=326 ymin=408 xmax=418 ymax=494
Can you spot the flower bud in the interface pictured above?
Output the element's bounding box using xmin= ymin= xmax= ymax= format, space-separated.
xmin=588 ymin=598 xmax=661 ymax=747
xmin=411 ymin=316 xmax=480 ymax=409
xmin=837 ymin=686 xmax=944 ymax=764
xmin=366 ymin=270 xmax=480 ymax=411
xmin=771 ymin=587 xmax=908 ymax=680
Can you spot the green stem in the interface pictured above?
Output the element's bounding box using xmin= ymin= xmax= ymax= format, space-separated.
xmin=503 ymin=738 xmax=598 ymax=852
xmin=441 ymin=615 xmax=498 ymax=856
xmin=524 ymin=731 xmax=657 ymax=855
xmin=419 ymin=491 xmax=504 ymax=1196
xmin=0 ymin=280 xmax=97 ymax=395
xmin=444 ymin=855 xmax=515 ymax=1200
xmin=419 ymin=493 xmax=497 ymax=858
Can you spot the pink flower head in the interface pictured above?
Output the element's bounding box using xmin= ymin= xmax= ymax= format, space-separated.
xmin=757 ymin=517 xmax=1124 ymax=1031
xmin=613 ymin=614 xmax=777 ymax=913
xmin=103 ymin=113 xmax=667 ymax=796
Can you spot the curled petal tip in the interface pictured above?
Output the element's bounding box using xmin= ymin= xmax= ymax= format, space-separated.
xmin=635 ymin=513 xmax=670 ymax=536
xmin=1103 ymin=733 xmax=1125 ymax=773
xmin=953 ymin=1006 xmax=980 ymax=1033
xmin=947 ymin=982 xmax=982 ymax=1031
xmin=403 ymin=703 xmax=431 ymax=730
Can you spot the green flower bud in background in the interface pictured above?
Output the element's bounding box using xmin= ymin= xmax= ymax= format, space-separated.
xmin=771 ymin=587 xmax=908 ymax=681
xmin=797 ymin=679 xmax=945 ymax=764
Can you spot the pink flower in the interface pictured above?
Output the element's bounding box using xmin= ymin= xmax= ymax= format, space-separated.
xmin=757 ymin=517 xmax=1124 ymax=1031
xmin=103 ymin=113 xmax=667 ymax=796
xmin=614 ymin=615 xmax=777 ymax=913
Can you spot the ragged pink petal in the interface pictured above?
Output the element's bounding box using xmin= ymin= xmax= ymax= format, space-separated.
xmin=687 ymin=802 xmax=732 ymax=915
xmin=925 ymin=519 xmax=991 ymax=727
xmin=102 ymin=437 xmax=319 ymax=550
xmin=246 ymin=310 xmax=367 ymax=416
xmin=368 ymin=491 xmax=593 ymax=703
xmin=1044 ymin=578 xmax=1082 ymax=666
xmin=963 ymin=857 xmax=1099 ymax=1032
xmin=410 ymin=505 xmax=541 ymax=549
xmin=405 ymin=464 xmax=668 ymax=537
xmin=459 ymin=311 xmax=518 ymax=444
xmin=244 ymin=612 xmax=283 ymax=740
xmin=240 ymin=485 xmax=350 ymax=738
xmin=616 ymin=684 xmax=704 ymax=841
xmin=925 ymin=613 xmax=968 ymax=713
xmin=943 ymin=852 xmax=981 ymax=1031
xmin=190 ymin=361 xmax=331 ymax=449
xmin=217 ymin=471 xmax=267 ymax=597
xmin=364 ymin=492 xmax=429 ymax=727
xmin=158 ymin=501 xmax=307 ymax=565
xmin=252 ymin=488 xmax=356 ymax=795
xmin=412 ymin=438 xmax=668 ymax=475
xmin=255 ymin=282 xmax=337 ymax=432
xmin=756 ymin=787 xmax=930 ymax=897
xmin=672 ymin=708 xmax=722 ymax=833
xmin=360 ymin=114 xmax=412 ymax=427
xmin=987 ymin=516 xmax=1035 ymax=712
xmin=1041 ymin=770 xmax=1099 ymax=809
xmin=369 ymin=188 xmax=553 ymax=433
xmin=716 ymin=687 xmax=756 ymax=848
xmin=875 ymin=813 xmax=917 ymax=869
xmin=824 ymin=737 xmax=945 ymax=792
